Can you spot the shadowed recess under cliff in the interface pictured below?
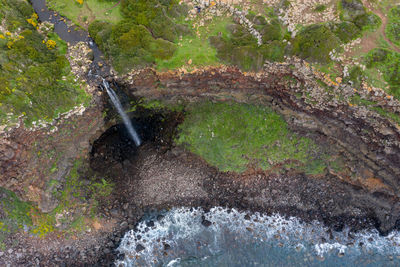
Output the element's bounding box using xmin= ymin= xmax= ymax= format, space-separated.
xmin=90 ymin=107 xmax=182 ymax=172
xmin=101 ymin=79 xmax=142 ymax=147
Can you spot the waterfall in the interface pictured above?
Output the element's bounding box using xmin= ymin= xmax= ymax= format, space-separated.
xmin=102 ymin=79 xmax=142 ymax=146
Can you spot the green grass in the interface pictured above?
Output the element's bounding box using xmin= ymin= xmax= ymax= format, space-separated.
xmin=176 ymin=101 xmax=326 ymax=173
xmin=156 ymin=17 xmax=232 ymax=71
xmin=364 ymin=48 xmax=400 ymax=99
xmin=47 ymin=0 xmax=123 ymax=27
xmin=386 ymin=5 xmax=400 ymax=48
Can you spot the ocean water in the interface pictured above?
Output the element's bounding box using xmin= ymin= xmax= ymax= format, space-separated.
xmin=116 ymin=207 xmax=400 ymax=267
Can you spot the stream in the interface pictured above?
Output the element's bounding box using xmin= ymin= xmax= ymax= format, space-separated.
xmin=31 ymin=0 xmax=107 ymax=75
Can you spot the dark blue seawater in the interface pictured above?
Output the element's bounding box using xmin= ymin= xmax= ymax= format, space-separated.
xmin=116 ymin=207 xmax=400 ymax=267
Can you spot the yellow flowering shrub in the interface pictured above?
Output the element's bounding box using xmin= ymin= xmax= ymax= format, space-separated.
xmin=27 ymin=13 xmax=39 ymax=27
xmin=76 ymin=0 xmax=84 ymax=4
xmin=45 ymin=39 xmax=57 ymax=49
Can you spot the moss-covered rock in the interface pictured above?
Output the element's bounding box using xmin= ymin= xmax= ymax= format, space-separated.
xmin=292 ymin=24 xmax=340 ymax=63
xmin=330 ymin=21 xmax=361 ymax=43
xmin=343 ymin=66 xmax=364 ymax=88
xmin=260 ymin=40 xmax=286 ymax=62
xmin=260 ymin=19 xmax=284 ymax=43
xmin=338 ymin=0 xmax=366 ymax=21
xmin=353 ymin=12 xmax=381 ymax=32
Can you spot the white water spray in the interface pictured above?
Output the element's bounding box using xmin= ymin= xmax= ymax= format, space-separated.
xmin=102 ymin=79 xmax=142 ymax=146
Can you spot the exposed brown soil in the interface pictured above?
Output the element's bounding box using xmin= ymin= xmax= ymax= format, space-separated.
xmin=346 ymin=0 xmax=400 ymax=58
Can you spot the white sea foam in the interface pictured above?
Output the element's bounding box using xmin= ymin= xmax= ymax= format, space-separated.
xmin=116 ymin=207 xmax=400 ymax=266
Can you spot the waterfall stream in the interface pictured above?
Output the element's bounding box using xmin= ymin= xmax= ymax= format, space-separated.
xmin=102 ymin=79 xmax=142 ymax=147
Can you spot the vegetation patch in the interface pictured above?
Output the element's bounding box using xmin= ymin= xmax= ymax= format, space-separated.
xmin=314 ymin=4 xmax=327 ymax=12
xmin=176 ymin=101 xmax=328 ymax=174
xmin=0 ymin=158 xmax=115 ymax=240
xmin=209 ymin=16 xmax=288 ymax=71
xmin=338 ymin=0 xmax=381 ymax=32
xmin=386 ymin=5 xmax=400 ymax=48
xmin=0 ymin=0 xmax=89 ymax=126
xmin=364 ymin=48 xmax=400 ymax=99
xmin=156 ymin=16 xmax=232 ymax=71
xmin=350 ymin=94 xmax=400 ymax=125
xmin=88 ymin=0 xmax=189 ymax=73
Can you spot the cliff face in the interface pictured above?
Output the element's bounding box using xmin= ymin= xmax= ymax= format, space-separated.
xmin=117 ymin=60 xmax=400 ymax=232
xmin=0 ymin=103 xmax=105 ymax=212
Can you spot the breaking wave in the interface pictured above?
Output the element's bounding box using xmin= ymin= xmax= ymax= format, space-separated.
xmin=116 ymin=207 xmax=400 ymax=266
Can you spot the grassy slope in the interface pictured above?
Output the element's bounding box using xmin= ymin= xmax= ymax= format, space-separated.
xmin=47 ymin=0 xmax=122 ymax=27
xmin=176 ymin=102 xmax=329 ymax=174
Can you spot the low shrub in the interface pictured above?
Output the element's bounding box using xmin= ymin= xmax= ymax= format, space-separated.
xmin=260 ymin=18 xmax=284 ymax=43
xmin=386 ymin=5 xmax=400 ymax=47
xmin=338 ymin=0 xmax=365 ymax=21
xmin=314 ymin=4 xmax=327 ymax=12
xmin=292 ymin=24 xmax=341 ymax=63
xmin=353 ymin=12 xmax=381 ymax=32
xmin=343 ymin=65 xmax=364 ymax=88
xmin=89 ymin=20 xmax=177 ymax=73
xmin=260 ymin=40 xmax=286 ymax=62
xmin=331 ymin=21 xmax=361 ymax=43
xmin=89 ymin=0 xmax=186 ymax=72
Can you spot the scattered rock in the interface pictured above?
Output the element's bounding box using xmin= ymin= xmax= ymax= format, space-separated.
xmin=135 ymin=244 xmax=145 ymax=252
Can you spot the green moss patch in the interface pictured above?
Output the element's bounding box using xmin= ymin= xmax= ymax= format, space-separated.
xmin=176 ymin=101 xmax=327 ymax=174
